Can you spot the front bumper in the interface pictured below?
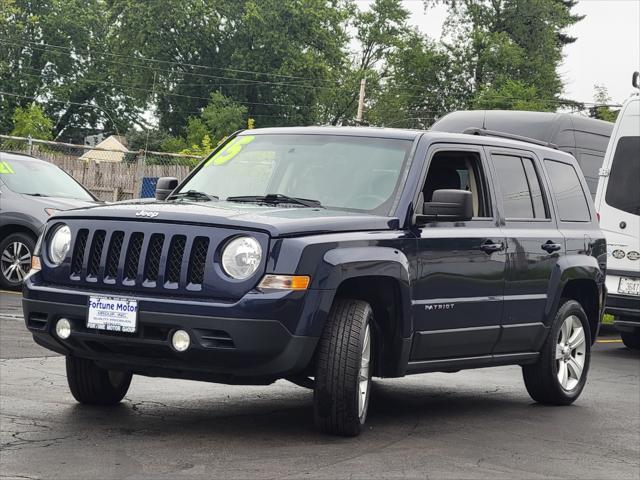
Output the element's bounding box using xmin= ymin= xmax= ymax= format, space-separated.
xmin=23 ymin=279 xmax=330 ymax=384
xmin=606 ymin=293 xmax=640 ymax=320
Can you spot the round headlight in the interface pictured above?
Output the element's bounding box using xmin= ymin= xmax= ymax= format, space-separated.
xmin=221 ymin=236 xmax=262 ymax=280
xmin=48 ymin=225 xmax=71 ymax=265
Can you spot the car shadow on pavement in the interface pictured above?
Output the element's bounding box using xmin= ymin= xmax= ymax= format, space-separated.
xmin=57 ymin=379 xmax=548 ymax=441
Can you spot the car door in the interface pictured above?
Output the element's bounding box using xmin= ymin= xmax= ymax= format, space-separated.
xmin=410 ymin=144 xmax=506 ymax=361
xmin=486 ymin=148 xmax=564 ymax=354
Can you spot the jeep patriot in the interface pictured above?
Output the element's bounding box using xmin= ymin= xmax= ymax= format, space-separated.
xmin=23 ymin=127 xmax=607 ymax=436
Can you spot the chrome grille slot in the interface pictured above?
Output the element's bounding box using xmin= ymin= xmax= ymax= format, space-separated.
xmin=187 ymin=237 xmax=209 ymax=285
xmin=143 ymin=234 xmax=164 ymax=284
xmin=87 ymin=230 xmax=106 ymax=277
xmin=71 ymin=229 xmax=88 ymax=276
xmin=105 ymin=231 xmax=124 ymax=279
xmin=165 ymin=235 xmax=186 ymax=285
xmin=124 ymin=232 xmax=144 ymax=282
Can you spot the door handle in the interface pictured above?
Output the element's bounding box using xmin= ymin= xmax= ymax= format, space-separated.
xmin=541 ymin=241 xmax=562 ymax=253
xmin=480 ymin=240 xmax=504 ymax=253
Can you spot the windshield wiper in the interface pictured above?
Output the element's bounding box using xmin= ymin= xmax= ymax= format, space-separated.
xmin=226 ymin=194 xmax=323 ymax=208
xmin=26 ymin=193 xmax=49 ymax=197
xmin=168 ymin=190 xmax=219 ymax=202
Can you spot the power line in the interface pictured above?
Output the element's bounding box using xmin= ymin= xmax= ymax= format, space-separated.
xmin=6 ymin=39 xmax=337 ymax=83
xmin=0 ymin=40 xmax=341 ymax=91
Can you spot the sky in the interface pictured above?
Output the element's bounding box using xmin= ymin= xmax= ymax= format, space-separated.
xmin=390 ymin=0 xmax=640 ymax=105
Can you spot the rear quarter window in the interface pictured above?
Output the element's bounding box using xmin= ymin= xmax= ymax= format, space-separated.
xmin=605 ymin=136 xmax=640 ymax=215
xmin=544 ymin=159 xmax=591 ymax=222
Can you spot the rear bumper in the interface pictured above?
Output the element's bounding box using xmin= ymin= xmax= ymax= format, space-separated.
xmin=22 ymin=280 xmax=328 ymax=384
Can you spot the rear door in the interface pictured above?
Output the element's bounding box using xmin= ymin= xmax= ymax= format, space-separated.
xmin=487 ymin=148 xmax=563 ymax=353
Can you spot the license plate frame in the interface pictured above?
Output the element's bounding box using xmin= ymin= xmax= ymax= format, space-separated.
xmin=87 ymin=296 xmax=138 ymax=333
xmin=618 ymin=277 xmax=640 ymax=296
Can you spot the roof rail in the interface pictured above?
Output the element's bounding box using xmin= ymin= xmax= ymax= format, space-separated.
xmin=462 ymin=127 xmax=558 ymax=150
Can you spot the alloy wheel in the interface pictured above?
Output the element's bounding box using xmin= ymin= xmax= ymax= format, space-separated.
xmin=556 ymin=315 xmax=586 ymax=391
xmin=1 ymin=241 xmax=32 ymax=285
xmin=358 ymin=323 xmax=371 ymax=419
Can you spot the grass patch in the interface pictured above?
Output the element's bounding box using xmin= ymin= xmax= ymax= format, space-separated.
xmin=602 ymin=313 xmax=614 ymax=325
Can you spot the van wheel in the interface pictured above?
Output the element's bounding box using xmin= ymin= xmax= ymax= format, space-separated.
xmin=66 ymin=356 xmax=132 ymax=405
xmin=0 ymin=232 xmax=35 ymax=290
xmin=620 ymin=330 xmax=640 ymax=350
xmin=313 ymin=299 xmax=374 ymax=436
xmin=522 ymin=299 xmax=591 ymax=405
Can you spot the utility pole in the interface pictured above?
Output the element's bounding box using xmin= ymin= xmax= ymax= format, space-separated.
xmin=356 ymin=77 xmax=367 ymax=124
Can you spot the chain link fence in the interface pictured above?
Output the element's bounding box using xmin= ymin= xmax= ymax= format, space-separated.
xmin=0 ymin=135 xmax=203 ymax=201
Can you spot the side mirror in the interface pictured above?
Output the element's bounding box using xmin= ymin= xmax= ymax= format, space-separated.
xmin=415 ymin=189 xmax=473 ymax=224
xmin=155 ymin=177 xmax=178 ymax=201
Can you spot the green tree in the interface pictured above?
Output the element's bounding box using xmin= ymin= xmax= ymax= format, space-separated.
xmin=368 ymin=32 xmax=458 ymax=128
xmin=0 ymin=0 xmax=139 ymax=140
xmin=10 ymin=103 xmax=54 ymax=139
xmin=426 ymin=0 xmax=584 ymax=108
xmin=320 ymin=0 xmax=412 ymax=125
xmin=590 ymin=85 xmax=618 ymax=122
xmin=473 ymin=80 xmax=554 ymax=111
xmin=107 ymin=0 xmax=350 ymax=132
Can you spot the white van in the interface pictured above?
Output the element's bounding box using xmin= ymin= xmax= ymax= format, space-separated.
xmin=595 ymin=73 xmax=640 ymax=349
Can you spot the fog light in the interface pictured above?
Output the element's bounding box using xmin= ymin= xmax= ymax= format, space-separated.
xmin=55 ymin=318 xmax=71 ymax=339
xmin=172 ymin=329 xmax=190 ymax=352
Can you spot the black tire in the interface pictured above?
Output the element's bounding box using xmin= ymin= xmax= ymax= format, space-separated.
xmin=0 ymin=231 xmax=36 ymax=290
xmin=522 ymin=299 xmax=591 ymax=405
xmin=66 ymin=356 xmax=132 ymax=405
xmin=620 ymin=330 xmax=640 ymax=350
xmin=313 ymin=299 xmax=374 ymax=436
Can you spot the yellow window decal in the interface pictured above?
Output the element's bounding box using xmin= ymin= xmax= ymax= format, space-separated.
xmin=205 ymin=136 xmax=255 ymax=167
xmin=0 ymin=161 xmax=15 ymax=174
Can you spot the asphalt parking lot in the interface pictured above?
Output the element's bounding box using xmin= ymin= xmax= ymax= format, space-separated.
xmin=1 ymin=289 xmax=639 ymax=480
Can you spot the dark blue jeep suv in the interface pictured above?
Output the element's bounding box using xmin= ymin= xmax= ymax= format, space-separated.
xmin=23 ymin=127 xmax=607 ymax=436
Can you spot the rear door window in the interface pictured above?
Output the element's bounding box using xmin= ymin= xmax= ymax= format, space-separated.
xmin=491 ymin=154 xmax=548 ymax=220
xmin=544 ymin=160 xmax=591 ymax=222
xmin=605 ymin=137 xmax=640 ymax=215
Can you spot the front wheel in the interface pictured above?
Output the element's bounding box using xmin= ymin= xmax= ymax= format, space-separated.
xmin=0 ymin=232 xmax=35 ymax=290
xmin=66 ymin=356 xmax=132 ymax=405
xmin=313 ymin=299 xmax=374 ymax=436
xmin=620 ymin=330 xmax=640 ymax=350
xmin=522 ymin=299 xmax=591 ymax=405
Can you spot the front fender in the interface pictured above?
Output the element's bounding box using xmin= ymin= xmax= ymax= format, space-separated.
xmin=319 ymin=246 xmax=411 ymax=289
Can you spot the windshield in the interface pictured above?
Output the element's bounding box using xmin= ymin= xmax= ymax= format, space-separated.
xmin=179 ymin=134 xmax=413 ymax=214
xmin=0 ymin=156 xmax=94 ymax=200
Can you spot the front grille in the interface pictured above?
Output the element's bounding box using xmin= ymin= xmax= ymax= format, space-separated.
xmin=66 ymin=222 xmax=221 ymax=292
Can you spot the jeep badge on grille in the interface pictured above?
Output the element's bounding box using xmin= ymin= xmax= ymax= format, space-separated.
xmin=135 ymin=210 xmax=159 ymax=218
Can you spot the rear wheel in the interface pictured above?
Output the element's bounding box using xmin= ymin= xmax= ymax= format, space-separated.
xmin=620 ymin=330 xmax=640 ymax=350
xmin=522 ymin=299 xmax=591 ymax=405
xmin=66 ymin=356 xmax=132 ymax=405
xmin=0 ymin=232 xmax=35 ymax=290
xmin=313 ymin=299 xmax=374 ymax=436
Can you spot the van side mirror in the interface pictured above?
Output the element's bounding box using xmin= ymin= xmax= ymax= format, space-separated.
xmin=155 ymin=177 xmax=179 ymax=201
xmin=415 ymin=189 xmax=473 ymax=224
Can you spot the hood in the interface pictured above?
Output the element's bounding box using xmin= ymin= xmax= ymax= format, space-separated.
xmin=23 ymin=194 xmax=98 ymax=212
xmin=50 ymin=199 xmax=400 ymax=237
